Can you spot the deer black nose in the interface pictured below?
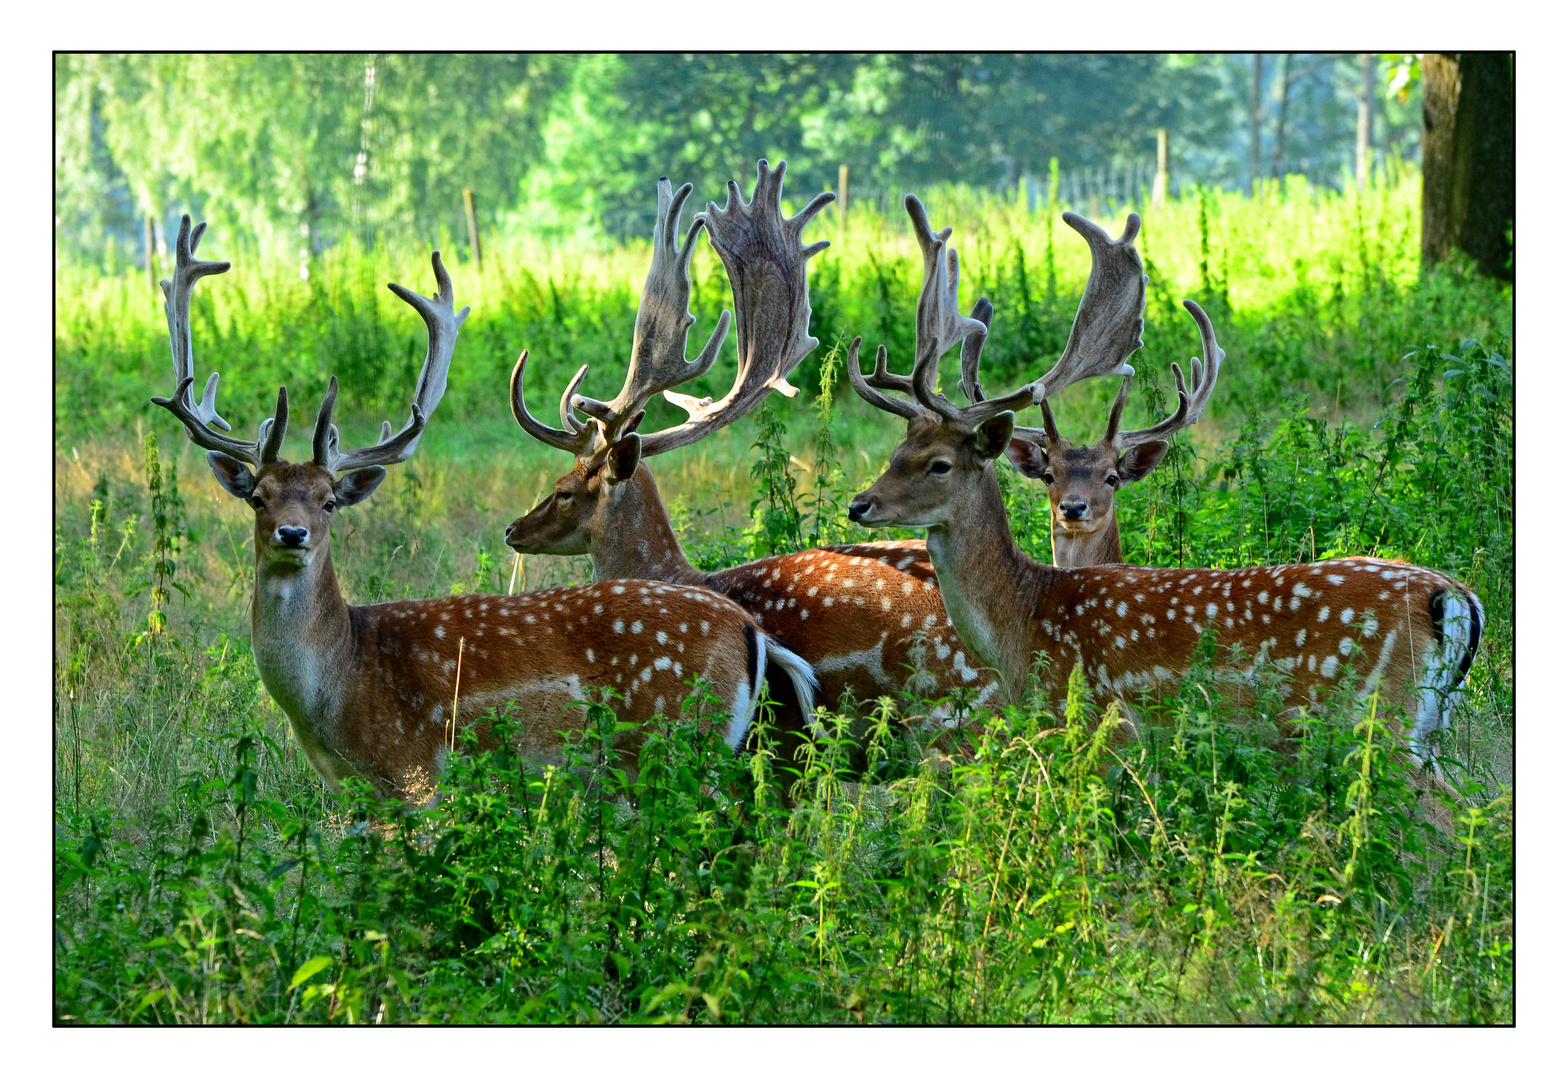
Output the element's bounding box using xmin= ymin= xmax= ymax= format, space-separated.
xmin=276 ymin=526 xmax=308 ymax=548
xmin=847 ymin=498 xmax=873 ymax=523
xmin=1060 ymin=501 xmax=1087 ymax=521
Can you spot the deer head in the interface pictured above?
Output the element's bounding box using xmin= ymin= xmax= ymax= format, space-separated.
xmin=152 ymin=215 xmax=468 ymax=570
xmin=1003 ymin=300 xmax=1224 ymax=565
xmin=505 ymin=161 xmax=831 ymax=559
xmin=848 ymin=200 xmax=1144 ymax=533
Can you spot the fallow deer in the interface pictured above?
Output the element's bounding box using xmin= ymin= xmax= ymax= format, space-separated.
xmin=152 ymin=215 xmax=815 ymax=803
xmin=961 ymin=213 xmax=1222 ymax=569
xmin=504 ymin=162 xmax=1000 ymax=753
xmin=845 ymin=199 xmax=1484 ymax=794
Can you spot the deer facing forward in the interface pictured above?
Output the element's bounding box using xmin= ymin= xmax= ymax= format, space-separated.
xmin=153 ymin=215 xmax=814 ymax=803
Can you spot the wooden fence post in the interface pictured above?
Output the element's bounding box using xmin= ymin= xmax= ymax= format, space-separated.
xmin=463 ymin=188 xmax=482 ymax=270
xmin=1153 ymin=129 xmax=1169 ymax=209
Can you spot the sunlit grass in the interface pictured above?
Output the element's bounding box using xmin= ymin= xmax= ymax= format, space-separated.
xmin=53 ymin=172 xmax=1513 ymax=1024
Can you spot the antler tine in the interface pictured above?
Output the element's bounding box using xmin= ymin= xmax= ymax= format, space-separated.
xmin=570 ymin=178 xmax=732 ymax=447
xmin=868 ymin=343 xmax=917 ymax=395
xmin=151 ymin=214 xmax=289 ymax=465
xmin=958 ymin=298 xmax=995 ymax=405
xmin=639 ymin=159 xmax=830 ymax=457
xmin=1028 ymin=212 xmax=1147 ymax=401
xmin=558 ymin=364 xmax=593 ymax=435
xmin=845 ymin=337 xmax=925 ymax=421
xmin=510 ymin=352 xmax=602 ymax=457
xmin=316 ymin=251 xmax=469 ymax=473
xmin=1178 ymin=298 xmax=1224 ymax=425
xmin=1109 ymin=299 xmax=1224 ymax=449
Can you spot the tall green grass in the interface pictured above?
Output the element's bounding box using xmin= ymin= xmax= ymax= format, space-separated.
xmin=53 ymin=173 xmax=1513 ymax=1023
xmin=56 ymin=172 xmax=1508 ymax=447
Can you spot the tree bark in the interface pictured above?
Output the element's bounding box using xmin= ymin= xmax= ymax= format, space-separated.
xmin=1421 ymin=52 xmax=1515 ymax=280
xmin=1356 ymin=54 xmax=1375 ymax=189
xmin=1249 ymin=54 xmax=1263 ymax=195
xmin=1271 ymin=54 xmax=1294 ymax=179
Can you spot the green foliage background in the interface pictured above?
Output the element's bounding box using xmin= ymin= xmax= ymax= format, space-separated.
xmin=56 ymin=53 xmax=1425 ymax=256
xmin=53 ymin=58 xmax=1511 ymax=1024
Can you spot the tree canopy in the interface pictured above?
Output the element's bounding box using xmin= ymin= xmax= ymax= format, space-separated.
xmin=55 ymin=53 xmax=1423 ymax=263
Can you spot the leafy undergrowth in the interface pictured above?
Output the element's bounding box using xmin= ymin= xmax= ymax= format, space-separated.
xmin=54 ymin=660 xmax=1511 ymax=1024
xmin=54 ymin=172 xmax=1512 ymax=1023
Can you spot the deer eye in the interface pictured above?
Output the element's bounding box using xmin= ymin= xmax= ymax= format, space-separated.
xmin=557 ymin=491 xmax=573 ymax=504
xmin=1106 ymin=474 xmax=1119 ymax=486
xmin=1043 ymin=474 xmax=1055 ymax=486
xmin=250 ymin=496 xmax=265 ymax=511
xmin=324 ymin=499 xmax=337 ymax=513
xmin=928 ymin=460 xmax=952 ymax=475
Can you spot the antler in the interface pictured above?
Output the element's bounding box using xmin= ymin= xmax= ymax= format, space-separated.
xmin=1104 ymin=299 xmax=1225 ymax=449
xmin=638 ymin=159 xmax=834 ymax=457
xmin=1004 ymin=212 xmax=1151 ymax=450
xmin=1031 ymin=213 xmax=1147 ymax=400
xmin=151 ymin=215 xmax=289 ymax=465
xmin=510 ymin=352 xmax=600 ymax=456
xmin=312 ymin=251 xmax=469 ymax=473
xmin=848 ymin=195 xmax=1036 ymax=431
xmin=566 ymin=177 xmax=732 ymax=447
xmin=1014 ymin=298 xmax=1222 ymax=453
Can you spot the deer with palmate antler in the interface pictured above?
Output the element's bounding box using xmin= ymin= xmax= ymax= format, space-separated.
xmin=153 ymin=215 xmax=815 ymax=804
xmin=961 ymin=214 xmax=1222 ymax=569
xmin=504 ymin=162 xmax=1001 ymax=764
xmin=845 ymin=197 xmax=1484 ymax=801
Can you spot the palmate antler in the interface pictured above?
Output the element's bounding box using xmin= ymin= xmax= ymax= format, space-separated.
xmin=850 ymin=197 xmax=1143 ymax=434
xmin=949 ymin=210 xmax=1154 ymax=446
xmin=154 ymin=214 xmax=468 ymax=473
xmin=845 ymin=196 xmax=1040 ymax=430
xmin=511 ymin=160 xmax=833 ymax=461
xmin=1013 ymin=299 xmax=1223 ymax=454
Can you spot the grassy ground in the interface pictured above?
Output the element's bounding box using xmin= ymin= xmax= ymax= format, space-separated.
xmin=53 ymin=175 xmax=1513 ymax=1023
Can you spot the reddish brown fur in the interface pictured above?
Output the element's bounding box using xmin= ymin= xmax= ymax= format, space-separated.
xmin=233 ymin=459 xmax=775 ymax=803
xmin=507 ymin=457 xmax=1000 ymax=724
xmin=1005 ymin=436 xmax=1166 ymax=568
xmin=851 ymin=414 xmax=1484 ymax=792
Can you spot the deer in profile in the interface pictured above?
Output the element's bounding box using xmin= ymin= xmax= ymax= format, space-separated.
xmin=152 ymin=215 xmax=815 ymax=804
xmin=845 ymin=197 xmax=1484 ymax=797
xmin=504 ymin=161 xmax=999 ymax=758
xmin=961 ymin=213 xmax=1221 ymax=569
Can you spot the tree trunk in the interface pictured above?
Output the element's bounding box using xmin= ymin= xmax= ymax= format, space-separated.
xmin=1271 ymin=54 xmax=1293 ymax=179
xmin=1421 ymin=52 xmax=1515 ymax=281
xmin=1249 ymin=54 xmax=1263 ymax=194
xmin=1356 ymin=54 xmax=1375 ymax=189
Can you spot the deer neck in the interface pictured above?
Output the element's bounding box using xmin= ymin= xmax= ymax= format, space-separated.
xmin=590 ymin=465 xmax=705 ymax=587
xmin=923 ymin=464 xmax=1057 ymax=700
xmin=1052 ymin=506 xmax=1123 ymax=568
xmin=250 ymin=546 xmax=354 ymax=746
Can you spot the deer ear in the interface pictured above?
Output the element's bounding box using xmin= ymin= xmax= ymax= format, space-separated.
xmin=1117 ymin=441 xmax=1169 ymax=484
xmin=333 ymin=466 xmax=387 ymax=507
xmin=971 ymin=412 xmax=1015 ymax=461
xmin=606 ymin=432 xmax=643 ymax=483
xmin=1003 ymin=438 xmax=1047 ymax=479
xmin=207 ymin=452 xmax=256 ymax=500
